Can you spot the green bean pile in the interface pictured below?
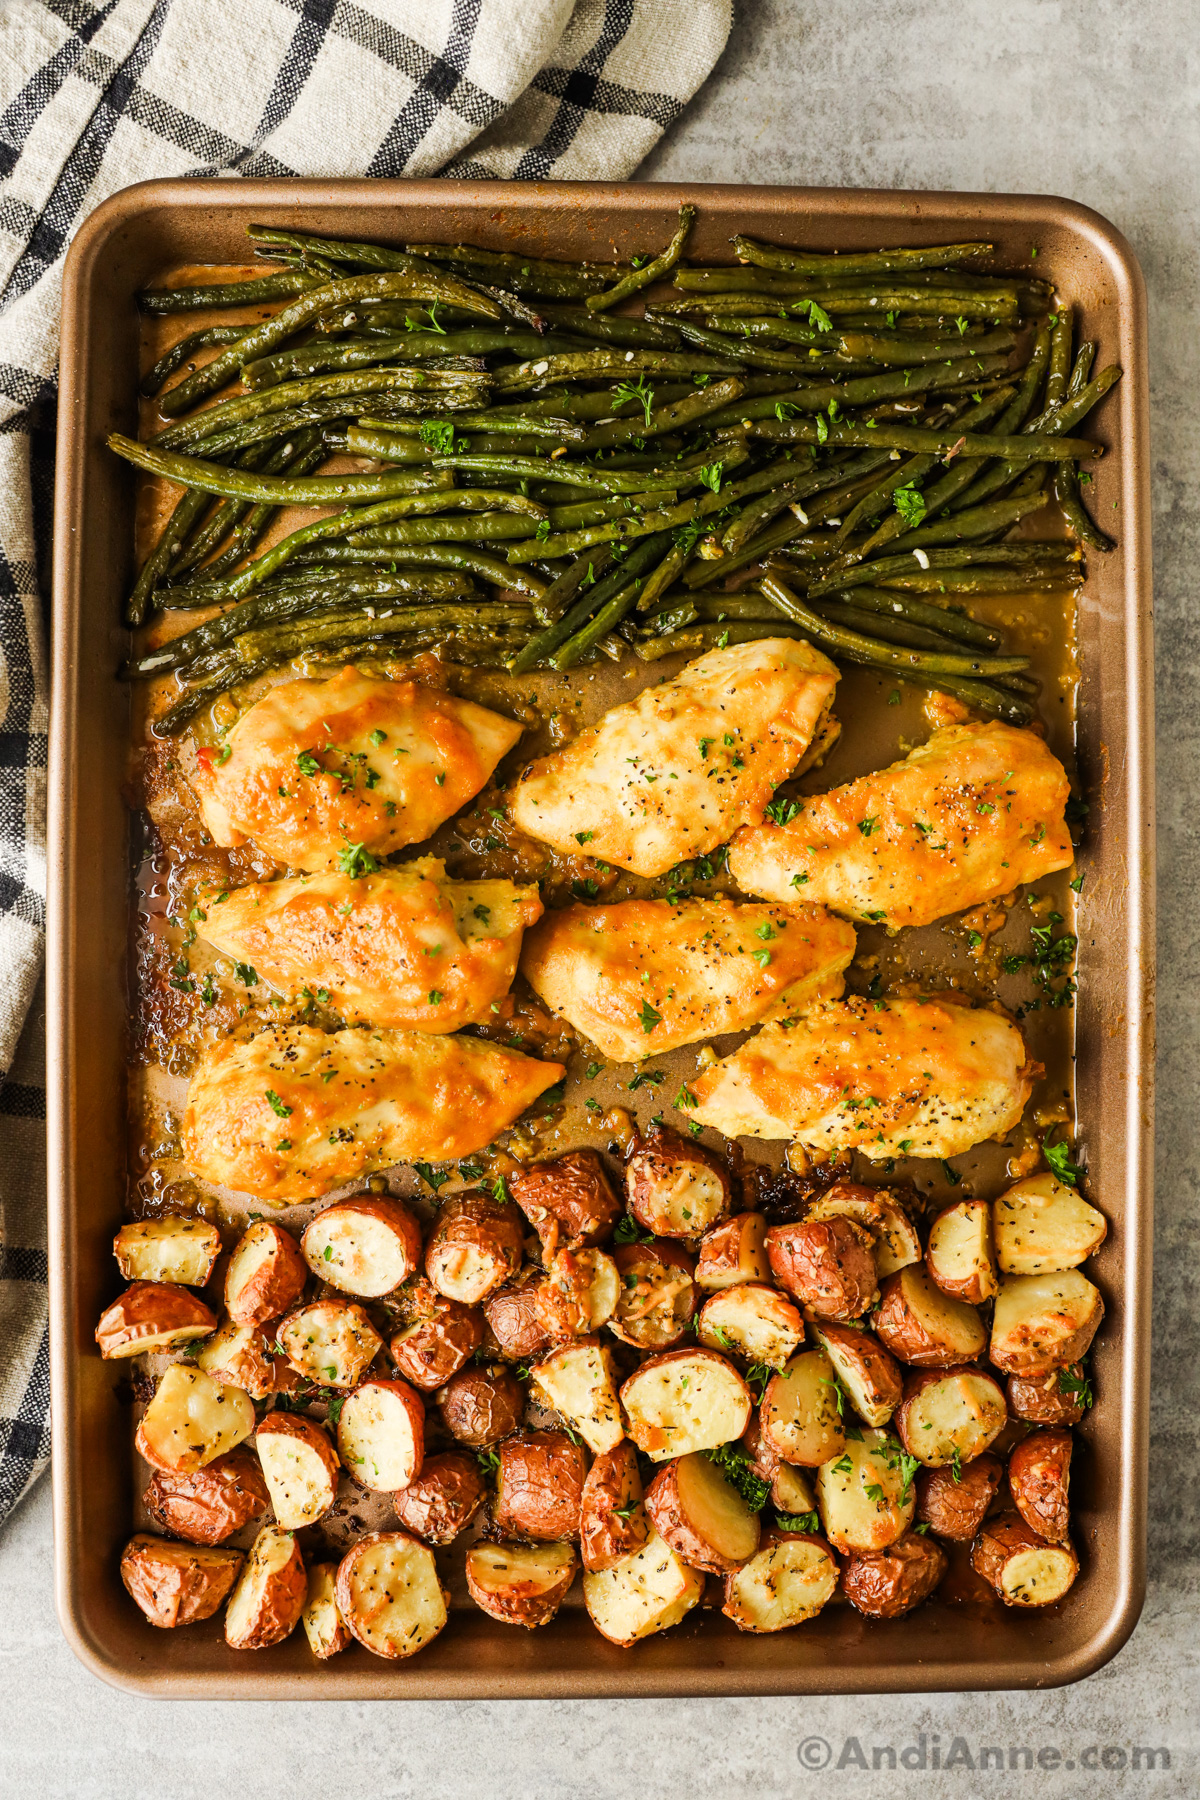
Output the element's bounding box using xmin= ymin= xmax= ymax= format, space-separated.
xmin=111 ymin=211 xmax=1121 ymax=732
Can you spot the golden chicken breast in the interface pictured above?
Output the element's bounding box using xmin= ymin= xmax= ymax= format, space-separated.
xmin=689 ymin=994 xmax=1035 ymax=1160
xmin=509 ymin=639 xmax=839 ymax=878
xmin=197 ymin=858 xmax=542 ymax=1032
xmin=190 ymin=665 xmax=524 ymax=872
xmin=182 ymin=1025 xmax=564 ymax=1204
xmin=520 ymin=897 xmax=856 ymax=1063
xmin=728 ymin=721 xmax=1073 ymax=929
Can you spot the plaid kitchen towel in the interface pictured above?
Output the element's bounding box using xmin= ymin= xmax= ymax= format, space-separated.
xmin=0 ymin=0 xmax=734 ymax=1525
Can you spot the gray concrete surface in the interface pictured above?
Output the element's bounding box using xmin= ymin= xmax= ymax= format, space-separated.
xmin=4 ymin=2 xmax=1198 ymax=1793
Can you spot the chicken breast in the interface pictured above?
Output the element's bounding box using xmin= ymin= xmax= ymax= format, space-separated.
xmin=198 ymin=858 xmax=541 ymax=1032
xmin=689 ymin=994 xmax=1035 ymax=1161
xmin=509 ymin=639 xmax=839 ymax=878
xmin=190 ymin=665 xmax=524 ymax=872
xmin=520 ymin=897 xmax=856 ymax=1063
xmin=728 ymin=721 xmax=1073 ymax=929
xmin=182 ymin=1025 xmax=564 ymax=1204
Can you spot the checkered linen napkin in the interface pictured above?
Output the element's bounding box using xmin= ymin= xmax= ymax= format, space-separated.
xmin=0 ymin=0 xmax=733 ymax=1525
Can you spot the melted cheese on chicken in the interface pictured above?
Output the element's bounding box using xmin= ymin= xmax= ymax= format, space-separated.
xmin=509 ymin=639 xmax=839 ymax=877
xmin=190 ymin=665 xmax=523 ymax=872
xmin=728 ymin=722 xmax=1073 ymax=928
xmin=198 ymin=857 xmax=542 ymax=1031
xmin=182 ymin=1025 xmax=564 ymax=1204
xmin=689 ymin=994 xmax=1035 ymax=1160
xmin=520 ymin=897 xmax=856 ymax=1063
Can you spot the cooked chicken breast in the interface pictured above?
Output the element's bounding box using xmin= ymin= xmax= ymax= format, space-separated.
xmin=190 ymin=665 xmax=523 ymax=872
xmin=182 ymin=1025 xmax=564 ymax=1204
xmin=198 ymin=857 xmax=542 ymax=1032
xmin=509 ymin=639 xmax=839 ymax=878
xmin=689 ymin=994 xmax=1035 ymax=1160
xmin=520 ymin=897 xmax=856 ymax=1063
xmin=728 ymin=721 xmax=1073 ymax=929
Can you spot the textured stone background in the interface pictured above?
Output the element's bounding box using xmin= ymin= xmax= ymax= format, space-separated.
xmin=6 ymin=2 xmax=1198 ymax=1792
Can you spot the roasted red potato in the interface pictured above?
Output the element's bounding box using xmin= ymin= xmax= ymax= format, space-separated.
xmin=989 ymin=1272 xmax=1104 ymax=1376
xmin=697 ymin=1281 xmax=804 ymax=1367
xmin=926 ymin=1197 xmax=998 ymax=1303
xmin=535 ymin=1246 xmax=620 ymax=1339
xmin=301 ymin=1194 xmax=422 ymax=1297
xmin=337 ymin=1376 xmax=426 ymax=1492
xmin=483 ymin=1269 xmax=553 ymax=1359
xmin=255 ymin=1413 xmax=341 ymax=1528
xmin=276 ymin=1298 xmax=383 ymax=1388
xmin=811 ymin=1322 xmax=903 ymax=1428
xmin=144 ymin=1448 xmax=270 ymax=1546
xmin=135 ymin=1364 xmax=256 ymax=1475
xmin=816 ymin=1424 xmax=916 ymax=1552
xmin=971 ymin=1512 xmax=1080 ymax=1606
xmin=393 ymin=1451 xmax=486 ymax=1544
xmin=894 ymin=1365 xmax=1008 ymax=1467
xmin=580 ymin=1442 xmax=648 ymax=1572
xmin=645 ymin=1451 xmax=761 ymax=1574
xmin=424 ymin=1189 xmax=525 ymax=1306
xmin=336 ymin=1531 xmax=449 ymax=1658
xmin=225 ymin=1525 xmax=307 ymax=1649
xmin=620 ymin=1348 xmax=752 ymax=1460
xmin=993 ymin=1171 xmax=1108 ymax=1275
xmin=302 ymin=1562 xmax=351 ymax=1660
xmin=625 ymin=1126 xmax=732 ymax=1240
xmin=465 ymin=1540 xmax=579 ymax=1628
xmin=610 ymin=1240 xmax=697 ymax=1351
xmin=113 ymin=1216 xmax=221 ymax=1287
xmin=806 ymin=1182 xmax=922 ymax=1277
xmin=874 ymin=1264 xmax=987 ymax=1367
xmin=437 ymin=1361 xmax=524 ymax=1449
xmin=508 ymin=1149 xmax=622 ymax=1255
xmin=915 ymin=1453 xmax=1003 ymax=1541
xmin=224 ymin=1221 xmax=308 ymax=1328
xmin=493 ymin=1429 xmax=589 ymax=1540
xmin=760 ymin=1349 xmax=846 ymax=1467
xmin=842 ymin=1529 xmax=948 ymax=1619
xmin=389 ymin=1278 xmax=484 ymax=1390
xmin=194 ymin=1318 xmax=279 ymax=1400
xmin=582 ymin=1531 xmax=704 ymax=1645
xmin=95 ymin=1283 xmax=216 ymax=1359
xmin=695 ymin=1211 xmax=771 ymax=1293
xmin=766 ymin=1216 xmax=877 ymax=1320
xmin=722 ymin=1527 xmax=840 ymax=1632
xmin=530 ymin=1337 xmax=625 ymax=1454
xmin=1007 ymin=1427 xmax=1073 ymax=1543
xmin=1006 ymin=1364 xmax=1090 ymax=1426
xmin=121 ymin=1534 xmax=242 ymax=1629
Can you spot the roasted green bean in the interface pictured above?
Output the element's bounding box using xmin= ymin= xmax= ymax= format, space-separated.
xmin=729 ymin=238 xmax=993 ymax=279
xmin=587 ymin=206 xmax=695 ymax=313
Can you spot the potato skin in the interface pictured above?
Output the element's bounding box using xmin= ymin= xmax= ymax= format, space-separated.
xmin=695 ymin=1211 xmax=770 ymax=1292
xmin=393 ymin=1451 xmax=486 ymax=1544
xmin=874 ymin=1267 xmax=985 ymax=1368
xmin=508 ymin=1150 xmax=621 ymax=1255
xmin=225 ymin=1527 xmax=307 ymax=1650
xmin=720 ymin=1527 xmax=839 ymax=1633
xmin=95 ymin=1283 xmax=217 ymax=1358
xmin=644 ymin=1455 xmax=761 ymax=1575
xmin=811 ymin=1321 xmax=903 ymax=1427
xmin=143 ymin=1448 xmax=270 ymax=1546
xmin=580 ymin=1443 xmax=648 ymax=1572
xmin=464 ymin=1540 xmax=579 ymax=1628
xmin=389 ymin=1278 xmax=484 ymax=1390
xmin=625 ymin=1126 xmax=733 ymax=1239
xmin=842 ymin=1530 xmax=948 ymax=1619
xmin=335 ymin=1530 xmax=450 ymax=1657
xmin=120 ymin=1535 xmax=242 ymax=1628
xmin=424 ymin=1189 xmax=525 ymax=1305
xmin=493 ymin=1430 xmax=589 ymax=1540
xmin=1006 ymin=1365 xmax=1088 ymax=1426
xmin=300 ymin=1194 xmax=422 ymax=1295
xmin=915 ymin=1453 xmax=1003 ymax=1541
xmin=971 ymin=1512 xmax=1080 ymax=1604
xmin=483 ymin=1270 xmax=553 ymax=1359
xmin=894 ymin=1364 xmax=1008 ymax=1466
xmin=225 ymin=1221 xmax=308 ymax=1327
xmin=1007 ymin=1428 xmax=1072 ymax=1543
xmin=610 ymin=1240 xmax=697 ymax=1351
xmin=765 ymin=1217 xmax=877 ymax=1320
xmin=437 ymin=1362 xmax=524 ymax=1448
xmin=534 ymin=1247 xmax=619 ymax=1340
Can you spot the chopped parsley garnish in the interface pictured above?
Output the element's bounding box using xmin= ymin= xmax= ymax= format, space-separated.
xmin=703 ymin=1443 xmax=770 ymax=1512
xmin=336 ymin=842 xmax=380 ymax=879
xmin=414 ymin=1162 xmax=449 ymax=1193
xmin=1044 ymin=1136 xmax=1084 ymax=1186
xmin=764 ymin=796 xmax=800 ymax=826
xmin=265 ymin=1089 xmax=291 ymax=1118
xmin=774 ymin=1511 xmax=820 ymax=1534
xmin=892 ymin=483 xmax=927 ymax=530
xmin=296 ymin=750 xmax=320 ymax=776
xmin=638 ymin=999 xmax=663 ymax=1034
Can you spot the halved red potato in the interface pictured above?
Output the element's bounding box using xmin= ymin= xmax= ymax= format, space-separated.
xmin=113 ymin=1217 xmax=221 ymax=1287
xmin=225 ymin=1525 xmax=306 ymax=1649
xmin=301 ymin=1195 xmax=422 ymax=1297
xmin=536 ymin=1247 xmax=620 ymax=1339
xmin=437 ymin=1362 xmax=524 ymax=1448
xmin=842 ymin=1529 xmax=947 ymax=1618
xmin=95 ymin=1283 xmax=217 ymax=1360
xmin=144 ymin=1448 xmax=270 ymax=1546
xmin=772 ymin=1462 xmax=818 ymax=1515
xmin=722 ymin=1527 xmax=839 ymax=1632
xmin=392 ymin=1451 xmax=486 ymax=1544
xmin=302 ymin=1562 xmax=351 ymax=1659
xmin=483 ymin=1270 xmax=553 ymax=1359
xmin=645 ymin=1450 xmax=761 ymax=1574
xmin=580 ymin=1442 xmax=648 ymax=1572
xmin=696 ymin=1282 xmax=804 ymax=1368
xmin=989 ymin=1271 xmax=1104 ymax=1376
xmin=895 ymin=1365 xmax=1008 ymax=1468
xmin=766 ymin=1217 xmax=878 ymax=1320
xmin=625 ymin=1126 xmax=733 ymax=1240
xmin=121 ymin=1534 xmax=242 ymax=1628
xmin=811 ymin=1322 xmax=903 ymax=1428
xmin=1006 ymin=1364 xmax=1089 ymax=1426
xmin=816 ymin=1425 xmax=916 ymax=1552
xmin=760 ymin=1349 xmax=846 ymax=1467
xmin=389 ymin=1280 xmax=484 ymax=1390
xmin=335 ymin=1531 xmax=449 ymax=1657
xmin=993 ymin=1171 xmax=1108 ymax=1275
xmin=582 ymin=1531 xmax=705 ymax=1645
xmin=336 ymin=1378 xmax=425 ymax=1492
xmin=805 ymin=1182 xmax=922 ymax=1276
xmin=424 ymin=1189 xmax=525 ymax=1305
xmin=194 ymin=1318 xmax=278 ymax=1400
xmin=276 ymin=1299 xmax=383 ymax=1388
xmin=610 ymin=1241 xmax=697 ymax=1351
xmin=926 ymin=1198 xmax=998 ymax=1303
xmin=916 ymin=1453 xmax=1003 ymax=1541
xmin=493 ymin=1430 xmax=589 ymax=1540
xmin=695 ymin=1211 xmax=770 ymax=1293
xmin=531 ymin=1337 xmax=625 ymax=1454
xmin=971 ymin=1513 xmax=1079 ymax=1605
xmin=255 ymin=1413 xmax=341 ymax=1528
xmin=621 ymin=1349 xmax=752 ymax=1461
xmin=465 ymin=1540 xmax=578 ymax=1628
xmin=874 ymin=1265 xmax=987 ymax=1367
xmin=508 ymin=1150 xmax=622 ymax=1257
xmin=1008 ymin=1427 xmax=1073 ymax=1543
xmin=225 ymin=1221 xmax=308 ymax=1328
xmin=135 ymin=1364 xmax=256 ymax=1475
